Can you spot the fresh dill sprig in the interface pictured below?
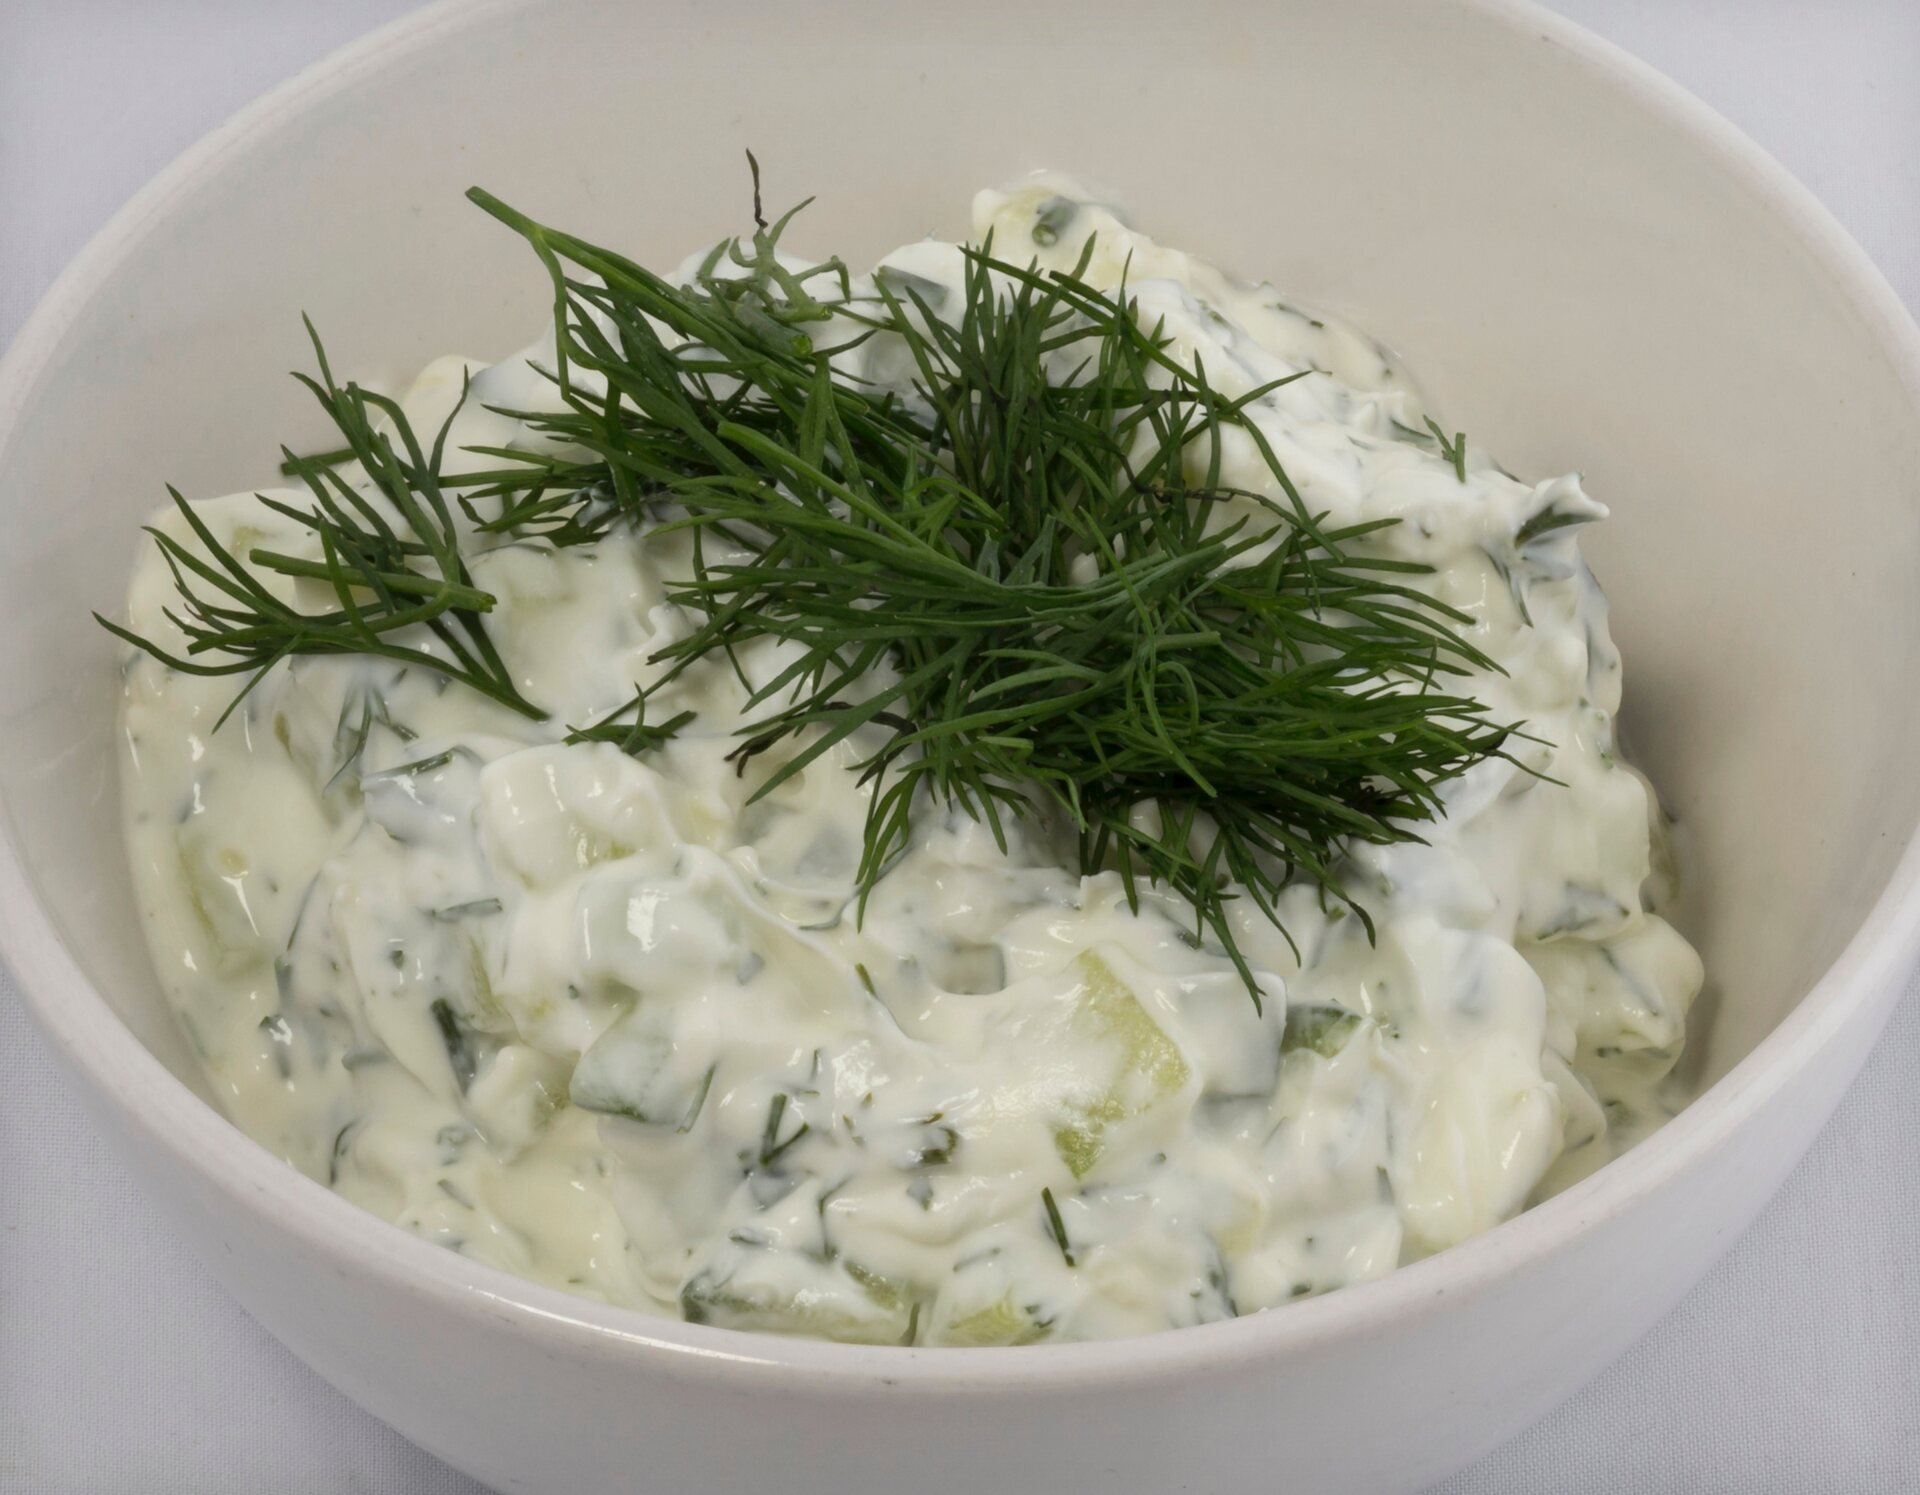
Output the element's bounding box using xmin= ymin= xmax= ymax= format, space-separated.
xmin=102 ymin=175 xmax=1519 ymax=1000
xmin=277 ymin=443 xmax=355 ymax=478
xmin=458 ymin=183 xmax=1514 ymax=997
xmin=1514 ymin=502 xmax=1596 ymax=546
xmin=97 ymin=318 xmax=542 ymax=724
xmin=1423 ymin=417 xmax=1468 ymax=483
xmin=568 ymin=684 xmax=697 ymax=755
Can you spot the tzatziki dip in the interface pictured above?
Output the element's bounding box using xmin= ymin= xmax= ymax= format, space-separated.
xmin=111 ymin=179 xmax=1702 ymax=1345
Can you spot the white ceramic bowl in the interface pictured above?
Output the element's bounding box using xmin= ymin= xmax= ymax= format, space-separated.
xmin=5 ymin=2 xmax=1919 ymax=1491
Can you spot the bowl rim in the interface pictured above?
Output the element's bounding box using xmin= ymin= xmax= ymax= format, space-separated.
xmin=4 ymin=0 xmax=1920 ymax=1394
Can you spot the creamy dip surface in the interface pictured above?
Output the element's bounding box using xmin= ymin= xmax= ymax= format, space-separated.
xmin=117 ymin=183 xmax=1703 ymax=1345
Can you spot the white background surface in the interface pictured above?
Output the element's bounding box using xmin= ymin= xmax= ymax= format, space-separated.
xmin=2 ymin=2 xmax=1917 ymax=1490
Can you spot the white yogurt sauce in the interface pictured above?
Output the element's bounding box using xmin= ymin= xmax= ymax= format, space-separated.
xmin=116 ymin=182 xmax=1702 ymax=1344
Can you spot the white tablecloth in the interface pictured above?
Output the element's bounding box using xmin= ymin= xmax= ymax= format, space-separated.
xmin=3 ymin=2 xmax=1917 ymax=1490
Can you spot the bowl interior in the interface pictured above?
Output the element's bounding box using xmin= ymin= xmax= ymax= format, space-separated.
xmin=5 ymin=0 xmax=1919 ymax=1121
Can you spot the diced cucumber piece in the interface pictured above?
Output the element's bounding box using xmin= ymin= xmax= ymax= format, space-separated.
xmin=1281 ymin=1004 xmax=1366 ymax=1059
xmin=464 ymin=1043 xmax=569 ymax=1157
xmin=1052 ymin=952 xmax=1191 ymax=1179
xmin=843 ymin=1261 xmax=911 ymax=1315
xmin=478 ymin=744 xmax=663 ymax=889
xmin=569 ymin=1004 xmax=712 ymax=1129
xmin=930 ymin=1251 xmax=1059 ymax=1346
xmin=924 ymin=942 xmax=1006 ymax=995
xmin=680 ymin=1242 xmax=914 ymax=1345
xmin=176 ymin=828 xmax=266 ymax=970
xmin=942 ymin=1294 xmax=1054 ymax=1347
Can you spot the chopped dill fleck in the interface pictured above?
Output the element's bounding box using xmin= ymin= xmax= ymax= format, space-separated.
xmin=1041 ymin=1186 xmax=1076 ymax=1268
